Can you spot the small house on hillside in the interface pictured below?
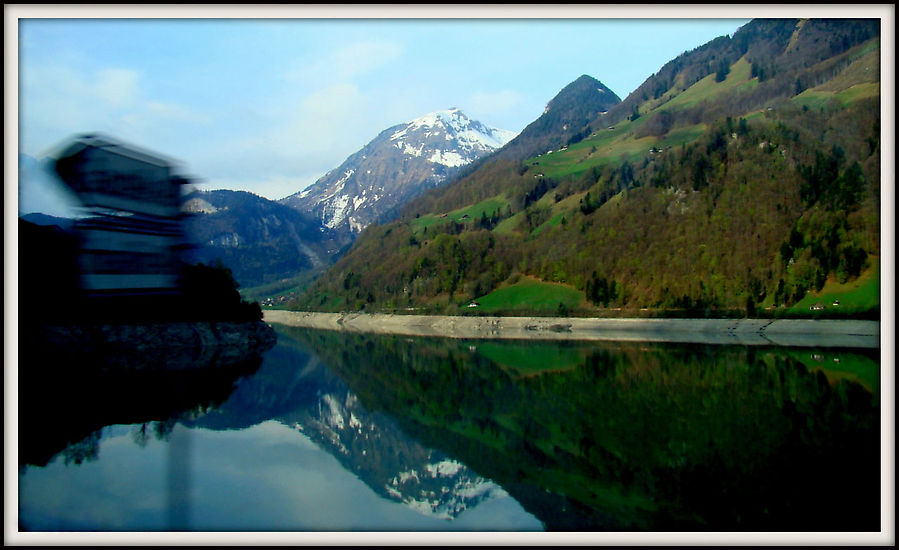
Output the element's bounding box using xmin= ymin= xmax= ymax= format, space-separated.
xmin=52 ymin=134 xmax=192 ymax=296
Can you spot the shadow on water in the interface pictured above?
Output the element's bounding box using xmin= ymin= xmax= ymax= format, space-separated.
xmin=17 ymin=342 xmax=267 ymax=533
xmin=285 ymin=327 xmax=881 ymax=532
xmin=17 ymin=346 xmax=264 ymax=470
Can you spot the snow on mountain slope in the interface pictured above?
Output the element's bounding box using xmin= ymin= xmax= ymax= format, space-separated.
xmin=280 ymin=108 xmax=517 ymax=236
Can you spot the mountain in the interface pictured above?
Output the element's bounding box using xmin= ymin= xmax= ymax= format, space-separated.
xmin=182 ymin=189 xmax=346 ymax=290
xmin=291 ymin=18 xmax=881 ymax=318
xmin=280 ymin=108 xmax=517 ymax=238
xmin=493 ymin=74 xmax=621 ymax=162
xmin=398 ymin=75 xmax=621 ymax=218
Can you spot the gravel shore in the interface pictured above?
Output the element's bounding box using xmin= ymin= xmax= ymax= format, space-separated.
xmin=264 ymin=310 xmax=880 ymax=349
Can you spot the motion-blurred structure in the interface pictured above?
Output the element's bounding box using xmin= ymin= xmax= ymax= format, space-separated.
xmin=52 ymin=134 xmax=192 ymax=297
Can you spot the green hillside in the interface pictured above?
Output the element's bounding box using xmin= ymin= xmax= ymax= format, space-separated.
xmin=291 ymin=19 xmax=881 ymax=319
xmin=473 ymin=276 xmax=586 ymax=315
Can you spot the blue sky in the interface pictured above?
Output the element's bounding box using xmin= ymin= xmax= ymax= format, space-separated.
xmin=12 ymin=5 xmax=878 ymax=215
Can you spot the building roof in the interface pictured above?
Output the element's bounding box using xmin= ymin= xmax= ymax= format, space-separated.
xmin=54 ymin=133 xmax=182 ymax=171
xmin=52 ymin=134 xmax=192 ymax=217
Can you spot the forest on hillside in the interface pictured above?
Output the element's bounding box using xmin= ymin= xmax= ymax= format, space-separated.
xmin=290 ymin=19 xmax=881 ymax=319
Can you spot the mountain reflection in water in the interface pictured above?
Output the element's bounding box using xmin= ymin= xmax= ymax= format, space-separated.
xmin=290 ymin=327 xmax=881 ymax=532
xmin=17 ymin=325 xmax=540 ymax=532
xmin=18 ymin=325 xmax=879 ymax=532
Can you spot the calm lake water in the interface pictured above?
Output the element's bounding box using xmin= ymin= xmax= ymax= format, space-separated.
xmin=17 ymin=323 xmax=882 ymax=533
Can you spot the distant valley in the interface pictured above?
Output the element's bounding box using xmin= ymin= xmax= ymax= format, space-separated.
xmin=178 ymin=108 xmax=516 ymax=294
xmin=181 ymin=189 xmax=346 ymax=291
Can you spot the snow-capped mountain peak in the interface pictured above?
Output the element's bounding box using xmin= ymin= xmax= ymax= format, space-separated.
xmin=392 ymin=108 xmax=518 ymax=161
xmin=280 ymin=108 xmax=517 ymax=236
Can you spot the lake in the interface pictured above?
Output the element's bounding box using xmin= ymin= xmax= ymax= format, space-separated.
xmin=16 ymin=322 xmax=882 ymax=538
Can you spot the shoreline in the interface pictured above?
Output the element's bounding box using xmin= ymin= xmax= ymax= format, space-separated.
xmin=263 ymin=310 xmax=880 ymax=349
xmin=22 ymin=320 xmax=278 ymax=372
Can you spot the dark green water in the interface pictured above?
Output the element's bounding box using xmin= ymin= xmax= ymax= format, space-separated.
xmin=17 ymin=325 xmax=881 ymax=532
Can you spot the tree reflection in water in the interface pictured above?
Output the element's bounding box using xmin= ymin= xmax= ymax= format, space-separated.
xmin=18 ymin=350 xmax=262 ymax=469
xmin=291 ymin=327 xmax=880 ymax=532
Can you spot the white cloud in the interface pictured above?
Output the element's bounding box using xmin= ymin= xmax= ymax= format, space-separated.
xmin=289 ymin=83 xmax=370 ymax=148
xmin=17 ymin=155 xmax=84 ymax=218
xmin=18 ymin=39 xmax=409 ymax=204
xmin=19 ymin=64 xmax=210 ymax=158
xmin=330 ymin=41 xmax=403 ymax=79
xmin=286 ymin=40 xmax=403 ymax=84
xmin=465 ymin=89 xmax=529 ymax=130
xmin=146 ymin=101 xmax=212 ymax=123
xmin=93 ymin=68 xmax=141 ymax=107
xmin=192 ymin=82 xmax=376 ymax=200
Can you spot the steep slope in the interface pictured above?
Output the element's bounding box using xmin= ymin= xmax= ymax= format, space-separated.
xmin=591 ymin=18 xmax=880 ymax=137
xmin=397 ymin=74 xmax=621 ymax=225
xmin=292 ymin=18 xmax=881 ymax=318
xmin=494 ymin=74 xmax=622 ymax=162
xmin=182 ymin=189 xmax=345 ymax=289
xmin=280 ymin=108 xmax=516 ymax=238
